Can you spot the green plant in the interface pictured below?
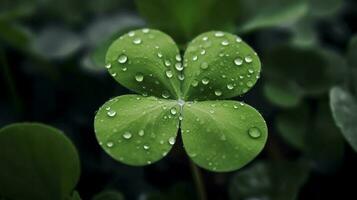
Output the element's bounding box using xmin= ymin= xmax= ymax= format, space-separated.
xmin=0 ymin=123 xmax=81 ymax=200
xmin=94 ymin=28 xmax=268 ymax=172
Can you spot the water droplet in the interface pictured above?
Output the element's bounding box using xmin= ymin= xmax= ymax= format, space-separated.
xmin=247 ymin=81 xmax=253 ymax=87
xmin=164 ymin=60 xmax=171 ymax=66
xmin=157 ymin=52 xmax=163 ymax=58
xmin=142 ymin=28 xmax=149 ymax=33
xmin=215 ymin=31 xmax=224 ymax=37
xmin=106 ymin=142 xmax=114 ymax=147
xmin=245 ymin=56 xmax=253 ymax=63
xmin=227 ymin=84 xmax=234 ymax=90
xmin=175 ymin=63 xmax=183 ymax=71
xmin=200 ymin=62 xmax=208 ymax=69
xmin=192 ymin=56 xmax=198 ymax=61
xmin=200 ymin=49 xmax=206 ymax=55
xmin=138 ymin=130 xmax=145 ymax=136
xmin=128 ymin=31 xmax=135 ymax=37
xmin=221 ymin=40 xmax=229 ymax=46
xmin=165 ymin=70 xmax=173 ymax=78
xmin=123 ymin=132 xmax=132 ymax=139
xmin=248 ymin=69 xmax=254 ymax=74
xmin=122 ymin=67 xmax=127 ymax=71
xmin=248 ymin=127 xmax=261 ymax=138
xmin=168 ymin=137 xmax=175 ymax=145
xmin=135 ymin=73 xmax=144 ymax=82
xmin=192 ymin=80 xmax=199 ymax=87
xmin=215 ymin=90 xmax=222 ymax=96
xmin=176 ymin=54 xmax=182 ymax=61
xmin=107 ymin=110 xmax=116 ymax=117
xmin=234 ymin=58 xmax=243 ymax=66
xmin=170 ymin=107 xmax=177 ymax=115
xmin=236 ymin=36 xmax=242 ymax=42
xmin=202 ymin=78 xmax=209 ymax=85
xmin=233 ymin=105 xmax=238 ymax=109
xmin=202 ymin=36 xmax=208 ymax=41
xmin=105 ymin=63 xmax=111 ymax=69
xmin=133 ymin=38 xmax=142 ymax=44
xmin=105 ymin=107 xmax=111 ymax=111
xmin=118 ymin=54 xmax=128 ymax=64
xmin=178 ymin=74 xmax=185 ymax=80
xmin=111 ymin=73 xmax=117 ymax=77
xmin=179 ymin=116 xmax=183 ymax=121
xmin=162 ymin=91 xmax=170 ymax=99
xmin=143 ymin=145 xmax=150 ymax=150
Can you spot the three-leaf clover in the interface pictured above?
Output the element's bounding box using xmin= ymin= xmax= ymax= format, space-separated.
xmin=94 ymin=29 xmax=268 ymax=172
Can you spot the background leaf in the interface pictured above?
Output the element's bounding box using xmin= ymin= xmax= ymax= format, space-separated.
xmin=181 ymin=100 xmax=267 ymax=172
xmin=94 ymin=95 xmax=180 ymax=166
xmin=0 ymin=122 xmax=80 ymax=200
xmin=330 ymin=87 xmax=357 ymax=152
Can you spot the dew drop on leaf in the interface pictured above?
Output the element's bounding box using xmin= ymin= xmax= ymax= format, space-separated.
xmin=118 ymin=54 xmax=128 ymax=64
xmin=192 ymin=80 xmax=199 ymax=87
xmin=135 ymin=73 xmax=144 ymax=82
xmin=123 ymin=132 xmax=132 ymax=139
xmin=168 ymin=137 xmax=176 ymax=145
xmin=214 ymin=31 xmax=224 ymax=37
xmin=162 ymin=91 xmax=170 ymax=99
xmin=227 ymin=84 xmax=234 ymax=90
xmin=143 ymin=145 xmax=150 ymax=150
xmin=170 ymin=107 xmax=177 ymax=115
xmin=138 ymin=130 xmax=145 ymax=136
xmin=236 ymin=36 xmax=242 ymax=42
xmin=214 ymin=90 xmax=222 ymax=96
xmin=164 ymin=60 xmax=171 ymax=66
xmin=128 ymin=31 xmax=135 ymax=37
xmin=200 ymin=62 xmax=208 ymax=69
xmin=234 ymin=58 xmax=243 ymax=66
xmin=175 ymin=54 xmax=182 ymax=61
xmin=221 ymin=40 xmax=229 ymax=46
xmin=107 ymin=110 xmax=116 ymax=117
xmin=175 ymin=63 xmax=183 ymax=71
xmin=133 ymin=38 xmax=142 ymax=44
xmin=106 ymin=142 xmax=114 ymax=148
xmin=202 ymin=78 xmax=210 ymax=85
xmin=142 ymin=28 xmax=149 ymax=33
xmin=165 ymin=70 xmax=173 ymax=78
xmin=105 ymin=63 xmax=111 ymax=69
xmin=248 ymin=127 xmax=261 ymax=138
xmin=157 ymin=52 xmax=163 ymax=58
xmin=244 ymin=56 xmax=253 ymax=63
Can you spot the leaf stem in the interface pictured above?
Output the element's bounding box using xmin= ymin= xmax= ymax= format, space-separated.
xmin=189 ymin=160 xmax=207 ymax=200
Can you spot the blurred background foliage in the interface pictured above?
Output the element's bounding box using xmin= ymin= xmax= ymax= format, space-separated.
xmin=1 ymin=0 xmax=357 ymax=199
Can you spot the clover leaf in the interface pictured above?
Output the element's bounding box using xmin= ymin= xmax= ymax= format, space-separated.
xmin=94 ymin=29 xmax=267 ymax=172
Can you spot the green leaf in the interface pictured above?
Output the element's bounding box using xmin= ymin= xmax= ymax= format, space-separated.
xmin=105 ymin=29 xmax=181 ymax=99
xmin=0 ymin=20 xmax=32 ymax=50
xmin=330 ymin=87 xmax=357 ymax=152
xmin=92 ymin=190 xmax=124 ymax=200
xmin=181 ymin=100 xmax=267 ymax=172
xmin=229 ymin=160 xmax=310 ymax=200
xmin=263 ymin=45 xmax=346 ymax=95
xmin=263 ymin=80 xmax=303 ymax=108
xmin=135 ymin=0 xmax=239 ymax=43
xmin=182 ymin=31 xmax=261 ymax=101
xmin=238 ymin=0 xmax=308 ymax=33
xmin=309 ymin=0 xmax=343 ymax=17
xmin=347 ymin=35 xmax=357 ymax=69
xmin=94 ymin=95 xmax=180 ymax=166
xmin=32 ymin=26 xmax=83 ymax=59
xmin=0 ymin=123 xmax=80 ymax=200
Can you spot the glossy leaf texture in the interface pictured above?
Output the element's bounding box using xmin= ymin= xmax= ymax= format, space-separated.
xmin=182 ymin=31 xmax=261 ymax=101
xmin=181 ymin=101 xmax=267 ymax=172
xmin=0 ymin=123 xmax=80 ymax=200
xmin=94 ymin=95 xmax=180 ymax=166
xmin=105 ymin=29 xmax=181 ymax=99
xmin=229 ymin=160 xmax=310 ymax=200
xmin=330 ymin=87 xmax=357 ymax=152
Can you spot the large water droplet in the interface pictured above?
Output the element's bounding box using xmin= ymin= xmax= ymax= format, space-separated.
xmin=133 ymin=38 xmax=142 ymax=44
xmin=128 ymin=31 xmax=135 ymax=37
xmin=106 ymin=142 xmax=114 ymax=147
xmin=221 ymin=40 xmax=229 ymax=46
xmin=138 ymin=130 xmax=145 ymax=136
xmin=192 ymin=56 xmax=198 ymax=61
xmin=168 ymin=137 xmax=175 ymax=145
xmin=170 ymin=107 xmax=177 ymax=115
xmin=135 ymin=73 xmax=144 ymax=82
xmin=176 ymin=54 xmax=182 ymax=61
xmin=215 ymin=90 xmax=222 ymax=96
xmin=118 ymin=55 xmax=128 ymax=64
xmin=215 ymin=32 xmax=224 ymax=37
xmin=245 ymin=56 xmax=253 ymax=63
xmin=234 ymin=58 xmax=243 ymax=66
xmin=166 ymin=70 xmax=173 ymax=78
xmin=202 ymin=78 xmax=210 ymax=85
xmin=107 ymin=110 xmax=116 ymax=117
xmin=123 ymin=132 xmax=132 ymax=139
xmin=175 ymin=63 xmax=183 ymax=71
xmin=227 ymin=84 xmax=234 ymax=90
xmin=248 ymin=127 xmax=261 ymax=138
